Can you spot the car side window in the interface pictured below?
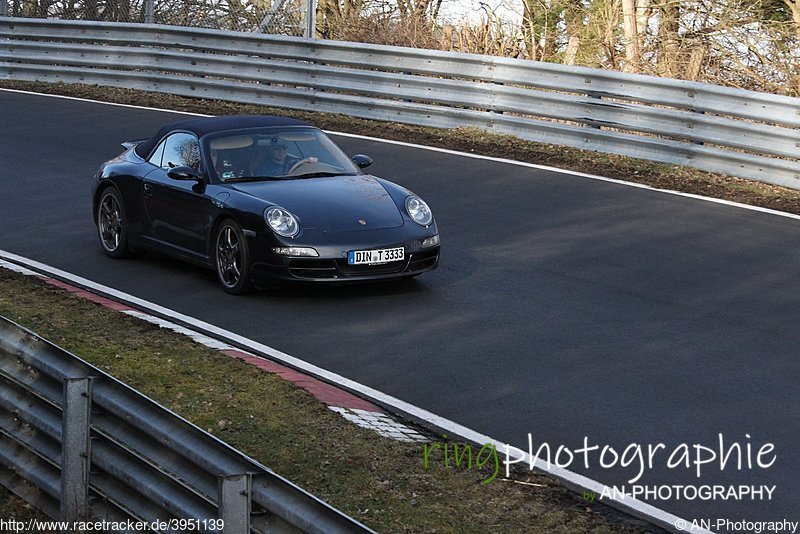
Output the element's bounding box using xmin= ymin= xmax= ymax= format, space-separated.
xmin=148 ymin=140 xmax=166 ymax=167
xmin=157 ymin=133 xmax=202 ymax=170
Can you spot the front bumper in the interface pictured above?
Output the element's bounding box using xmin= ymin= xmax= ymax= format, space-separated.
xmin=248 ymin=224 xmax=440 ymax=283
xmin=252 ymin=246 xmax=439 ymax=282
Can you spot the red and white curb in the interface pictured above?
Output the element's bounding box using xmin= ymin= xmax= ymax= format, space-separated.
xmin=0 ymin=258 xmax=427 ymax=443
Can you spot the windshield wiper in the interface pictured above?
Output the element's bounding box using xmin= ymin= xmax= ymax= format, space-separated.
xmin=224 ymin=175 xmax=284 ymax=183
xmin=289 ymin=171 xmax=355 ymax=179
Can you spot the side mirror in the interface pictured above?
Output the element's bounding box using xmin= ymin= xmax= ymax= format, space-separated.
xmin=168 ymin=166 xmax=205 ymax=182
xmin=352 ymin=154 xmax=373 ymax=169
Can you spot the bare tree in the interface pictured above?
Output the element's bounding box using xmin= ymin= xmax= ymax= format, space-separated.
xmin=784 ymin=0 xmax=800 ymax=92
xmin=621 ymin=0 xmax=641 ymax=71
xmin=395 ymin=0 xmax=435 ymax=20
xmin=563 ymin=0 xmax=584 ymax=64
xmin=522 ymin=0 xmax=563 ymax=61
xmin=656 ymin=0 xmax=680 ymax=76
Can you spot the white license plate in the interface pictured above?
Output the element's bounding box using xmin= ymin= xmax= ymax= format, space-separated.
xmin=348 ymin=247 xmax=404 ymax=265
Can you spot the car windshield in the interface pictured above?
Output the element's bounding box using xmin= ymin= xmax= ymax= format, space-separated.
xmin=203 ymin=127 xmax=360 ymax=183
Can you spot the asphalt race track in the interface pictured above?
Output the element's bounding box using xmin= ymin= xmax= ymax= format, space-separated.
xmin=2 ymin=90 xmax=799 ymax=526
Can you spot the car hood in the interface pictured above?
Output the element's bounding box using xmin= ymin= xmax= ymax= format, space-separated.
xmin=229 ymin=175 xmax=405 ymax=232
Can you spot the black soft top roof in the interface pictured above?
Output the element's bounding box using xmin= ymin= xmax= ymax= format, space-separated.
xmin=134 ymin=115 xmax=312 ymax=158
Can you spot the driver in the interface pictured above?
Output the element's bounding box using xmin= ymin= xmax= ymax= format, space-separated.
xmin=253 ymin=137 xmax=300 ymax=177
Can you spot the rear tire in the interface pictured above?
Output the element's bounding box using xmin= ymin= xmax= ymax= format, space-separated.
xmin=97 ymin=187 xmax=136 ymax=258
xmin=214 ymin=219 xmax=254 ymax=295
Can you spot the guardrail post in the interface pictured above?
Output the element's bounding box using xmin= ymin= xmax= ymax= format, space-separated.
xmin=0 ymin=0 xmax=7 ymax=17
xmin=219 ymin=473 xmax=251 ymax=534
xmin=60 ymin=377 xmax=93 ymax=526
xmin=144 ymin=0 xmax=154 ymax=23
xmin=305 ymin=0 xmax=316 ymax=38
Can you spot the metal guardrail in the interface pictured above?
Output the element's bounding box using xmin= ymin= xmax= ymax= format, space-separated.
xmin=0 ymin=18 xmax=799 ymax=188
xmin=0 ymin=0 xmax=315 ymax=35
xmin=0 ymin=315 xmax=373 ymax=533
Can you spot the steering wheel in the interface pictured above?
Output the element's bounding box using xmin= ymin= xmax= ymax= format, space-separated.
xmin=287 ymin=157 xmax=318 ymax=174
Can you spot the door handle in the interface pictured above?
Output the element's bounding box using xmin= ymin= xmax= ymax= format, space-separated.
xmin=143 ymin=183 xmax=154 ymax=195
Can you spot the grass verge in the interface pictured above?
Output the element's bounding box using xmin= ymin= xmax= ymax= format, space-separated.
xmin=0 ymin=268 xmax=661 ymax=532
xmin=2 ymin=79 xmax=800 ymax=216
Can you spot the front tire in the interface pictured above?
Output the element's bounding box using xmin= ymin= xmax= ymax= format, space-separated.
xmin=214 ymin=219 xmax=253 ymax=295
xmin=97 ymin=187 xmax=135 ymax=258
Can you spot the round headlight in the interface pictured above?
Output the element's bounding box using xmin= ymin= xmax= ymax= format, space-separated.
xmin=265 ymin=206 xmax=299 ymax=237
xmin=405 ymin=196 xmax=433 ymax=226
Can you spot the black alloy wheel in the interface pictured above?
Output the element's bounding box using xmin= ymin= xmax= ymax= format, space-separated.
xmin=214 ymin=219 xmax=253 ymax=295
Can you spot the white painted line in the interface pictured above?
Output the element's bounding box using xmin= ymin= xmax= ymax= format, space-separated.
xmin=0 ymin=249 xmax=700 ymax=532
xmin=0 ymin=258 xmax=40 ymax=277
xmin=3 ymin=86 xmax=798 ymax=224
xmin=0 ymin=87 xmax=212 ymax=118
xmin=331 ymin=130 xmax=800 ymax=222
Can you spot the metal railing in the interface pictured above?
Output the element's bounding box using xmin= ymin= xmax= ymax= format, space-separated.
xmin=0 ymin=17 xmax=799 ymax=188
xmin=0 ymin=315 xmax=373 ymax=533
xmin=0 ymin=0 xmax=315 ymax=36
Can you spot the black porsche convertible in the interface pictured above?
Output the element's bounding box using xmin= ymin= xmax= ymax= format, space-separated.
xmin=92 ymin=115 xmax=440 ymax=294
